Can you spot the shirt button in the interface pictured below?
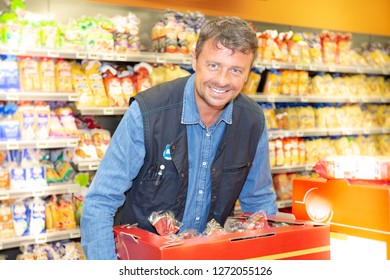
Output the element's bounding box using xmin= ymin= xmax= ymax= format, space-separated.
xmin=195 ymin=217 xmax=200 ymax=221
xmin=206 ymin=132 xmax=211 ymax=137
xmin=199 ymin=190 xmax=203 ymax=195
xmin=202 ymin=161 xmax=207 ymax=166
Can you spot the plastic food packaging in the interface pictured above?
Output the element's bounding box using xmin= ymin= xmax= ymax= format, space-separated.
xmin=313 ymin=156 xmax=390 ymax=181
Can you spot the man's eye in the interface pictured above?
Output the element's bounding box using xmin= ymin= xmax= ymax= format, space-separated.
xmin=208 ymin=63 xmax=218 ymax=69
xmin=231 ymin=68 xmax=242 ymax=74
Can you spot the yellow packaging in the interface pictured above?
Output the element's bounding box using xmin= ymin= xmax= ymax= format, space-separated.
xmin=39 ymin=57 xmax=56 ymax=92
xmin=83 ymin=61 xmax=109 ymax=107
xmin=55 ymin=59 xmax=73 ymax=92
xmin=72 ymin=63 xmax=94 ymax=107
xmin=19 ymin=56 xmax=41 ymax=91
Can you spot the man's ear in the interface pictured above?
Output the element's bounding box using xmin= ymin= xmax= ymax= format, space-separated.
xmin=191 ymin=49 xmax=196 ymax=72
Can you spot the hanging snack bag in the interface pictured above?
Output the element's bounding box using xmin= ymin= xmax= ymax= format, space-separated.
xmin=55 ymin=59 xmax=73 ymax=92
xmin=90 ymin=129 xmax=111 ymax=159
xmin=55 ymin=106 xmax=79 ymax=138
xmin=73 ymin=129 xmax=98 ymax=163
xmin=19 ymin=56 xmax=41 ymax=91
xmin=119 ymin=69 xmax=136 ymax=104
xmin=72 ymin=62 xmax=94 ymax=108
xmin=39 ymin=57 xmax=56 ymax=92
xmin=83 ymin=60 xmax=109 ymax=107
xmin=12 ymin=200 xmax=29 ymax=237
xmin=101 ymin=64 xmax=126 ymax=107
xmin=28 ymin=197 xmax=46 ymax=235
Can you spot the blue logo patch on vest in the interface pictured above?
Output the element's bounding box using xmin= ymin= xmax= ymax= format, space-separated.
xmin=163 ymin=144 xmax=172 ymax=160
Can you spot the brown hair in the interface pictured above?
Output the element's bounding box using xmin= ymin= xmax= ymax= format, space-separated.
xmin=195 ymin=16 xmax=258 ymax=63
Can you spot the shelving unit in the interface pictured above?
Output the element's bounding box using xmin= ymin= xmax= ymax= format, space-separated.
xmin=0 ymin=46 xmax=388 ymax=241
xmin=0 ymin=227 xmax=81 ymax=250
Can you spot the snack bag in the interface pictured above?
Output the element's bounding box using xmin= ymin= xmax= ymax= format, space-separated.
xmin=19 ymin=56 xmax=41 ymax=91
xmin=55 ymin=59 xmax=73 ymax=92
xmin=148 ymin=210 xmax=182 ymax=236
xmin=101 ymin=65 xmax=126 ymax=107
xmin=39 ymin=57 xmax=56 ymax=92
xmin=90 ymin=129 xmax=111 ymax=159
xmin=83 ymin=60 xmax=109 ymax=107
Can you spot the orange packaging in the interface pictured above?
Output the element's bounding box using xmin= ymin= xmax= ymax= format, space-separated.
xmin=292 ymin=177 xmax=390 ymax=259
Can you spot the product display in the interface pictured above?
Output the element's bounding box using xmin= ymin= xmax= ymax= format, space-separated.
xmin=0 ymin=0 xmax=388 ymax=261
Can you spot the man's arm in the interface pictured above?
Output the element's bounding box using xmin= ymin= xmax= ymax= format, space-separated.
xmin=238 ymin=125 xmax=277 ymax=215
xmin=80 ymin=101 xmax=145 ymax=259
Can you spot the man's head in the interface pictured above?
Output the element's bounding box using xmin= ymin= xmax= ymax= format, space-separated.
xmin=195 ymin=16 xmax=258 ymax=64
xmin=192 ymin=16 xmax=258 ymax=115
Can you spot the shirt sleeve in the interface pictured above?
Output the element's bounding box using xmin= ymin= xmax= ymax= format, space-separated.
xmin=238 ymin=124 xmax=277 ymax=215
xmin=81 ymin=101 xmax=145 ymax=260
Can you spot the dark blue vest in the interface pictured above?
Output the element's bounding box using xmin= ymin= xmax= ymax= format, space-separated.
xmin=115 ymin=76 xmax=265 ymax=233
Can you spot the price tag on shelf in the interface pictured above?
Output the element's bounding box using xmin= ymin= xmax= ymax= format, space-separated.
xmin=309 ymin=65 xmax=317 ymax=71
xmin=361 ymin=97 xmax=368 ymax=102
xmin=296 ymin=131 xmax=304 ymax=137
xmin=102 ymin=54 xmax=114 ymax=60
xmin=343 ymin=129 xmax=352 ymax=135
xmin=156 ymin=56 xmax=166 ymax=63
xmin=70 ymin=230 xmax=81 ymax=239
xmin=68 ymin=94 xmax=79 ymax=101
xmin=76 ymin=52 xmax=87 ymax=59
xmin=266 ymin=96 xmax=276 ymax=102
xmin=36 ymin=141 xmax=49 ymax=149
xmin=32 ymin=189 xmax=45 ymax=197
xmin=305 ymin=165 xmax=313 ymax=171
xmin=6 ymin=92 xmax=19 ymax=101
xmin=363 ymin=128 xmax=370 ymax=134
xmin=88 ymin=163 xmax=99 ymax=170
xmin=294 ymin=64 xmax=303 ymax=70
xmin=383 ymin=128 xmax=389 ymax=133
xmin=116 ymin=54 xmax=127 ymax=61
xmin=0 ymin=192 xmax=10 ymax=200
xmin=35 ymin=235 xmax=47 ymax=244
xmin=88 ymin=53 xmax=99 ymax=60
xmin=6 ymin=142 xmax=19 ymax=150
xmin=103 ymin=108 xmax=114 ymax=115
xmin=67 ymin=140 xmax=78 ymax=147
xmin=349 ymin=97 xmax=357 ymax=103
xmin=299 ymin=97 xmax=308 ymax=102
xmin=271 ymin=63 xmax=280 ymax=69
xmin=328 ymin=66 xmax=336 ymax=72
xmin=356 ymin=67 xmax=363 ymax=73
xmin=9 ymin=48 xmax=25 ymax=55
xmin=182 ymin=57 xmax=192 ymax=64
xmin=47 ymin=51 xmax=59 ymax=58
xmin=382 ymin=69 xmax=389 ymax=75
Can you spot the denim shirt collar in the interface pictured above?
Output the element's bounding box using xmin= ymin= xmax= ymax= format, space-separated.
xmin=182 ymin=74 xmax=233 ymax=126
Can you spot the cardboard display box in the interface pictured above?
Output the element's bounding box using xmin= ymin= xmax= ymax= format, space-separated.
xmin=113 ymin=216 xmax=330 ymax=260
xmin=292 ymin=177 xmax=390 ymax=259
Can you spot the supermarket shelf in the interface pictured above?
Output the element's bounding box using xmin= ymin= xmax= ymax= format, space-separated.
xmin=271 ymin=165 xmax=313 ymax=174
xmin=76 ymin=160 xmax=101 ymax=171
xmin=268 ymin=127 xmax=387 ymax=139
xmin=252 ymin=94 xmax=390 ymax=104
xmin=77 ymin=107 xmax=128 ymax=115
xmin=0 ymin=138 xmax=79 ymax=150
xmin=0 ymin=227 xmax=81 ymax=250
xmin=0 ymin=91 xmax=79 ymax=101
xmin=1 ymin=46 xmax=388 ymax=75
xmin=0 ymin=46 xmax=192 ymax=64
xmin=254 ymin=61 xmax=390 ymax=75
xmin=0 ymin=183 xmax=81 ymax=200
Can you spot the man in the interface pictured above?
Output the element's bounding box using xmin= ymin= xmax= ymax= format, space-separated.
xmin=81 ymin=16 xmax=277 ymax=260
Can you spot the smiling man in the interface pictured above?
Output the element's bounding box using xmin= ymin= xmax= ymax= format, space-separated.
xmin=81 ymin=16 xmax=277 ymax=260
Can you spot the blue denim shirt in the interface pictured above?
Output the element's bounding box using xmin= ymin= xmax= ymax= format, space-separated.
xmin=81 ymin=74 xmax=277 ymax=260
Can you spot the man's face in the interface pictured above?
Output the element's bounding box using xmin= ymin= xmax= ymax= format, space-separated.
xmin=192 ymin=39 xmax=253 ymax=111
